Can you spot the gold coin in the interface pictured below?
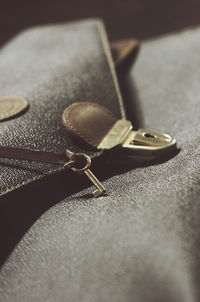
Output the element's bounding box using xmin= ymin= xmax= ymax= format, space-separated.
xmin=0 ymin=96 xmax=28 ymax=121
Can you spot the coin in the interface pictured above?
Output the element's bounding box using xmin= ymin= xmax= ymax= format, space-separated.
xmin=0 ymin=96 xmax=28 ymax=121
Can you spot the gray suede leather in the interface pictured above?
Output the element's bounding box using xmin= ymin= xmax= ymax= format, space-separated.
xmin=0 ymin=25 xmax=200 ymax=302
xmin=0 ymin=19 xmax=122 ymax=195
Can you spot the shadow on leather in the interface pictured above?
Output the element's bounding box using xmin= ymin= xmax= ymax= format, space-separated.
xmin=0 ymin=147 xmax=179 ymax=268
xmin=118 ymin=68 xmax=143 ymax=129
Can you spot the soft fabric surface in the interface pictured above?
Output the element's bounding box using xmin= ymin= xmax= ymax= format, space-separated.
xmin=0 ymin=26 xmax=200 ymax=301
xmin=0 ymin=19 xmax=122 ymax=195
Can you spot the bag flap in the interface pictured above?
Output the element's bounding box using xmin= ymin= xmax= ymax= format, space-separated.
xmin=0 ymin=19 xmax=125 ymax=195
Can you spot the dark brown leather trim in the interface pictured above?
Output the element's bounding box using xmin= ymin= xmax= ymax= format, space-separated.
xmin=0 ymin=146 xmax=67 ymax=165
xmin=111 ymin=38 xmax=140 ymax=69
xmin=62 ymin=102 xmax=117 ymax=148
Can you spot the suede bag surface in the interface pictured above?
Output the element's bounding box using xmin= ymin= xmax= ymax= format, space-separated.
xmin=0 ymin=19 xmax=123 ymax=195
xmin=0 ymin=23 xmax=200 ymax=302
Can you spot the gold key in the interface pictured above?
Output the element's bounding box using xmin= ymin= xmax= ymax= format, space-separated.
xmin=65 ymin=151 xmax=105 ymax=197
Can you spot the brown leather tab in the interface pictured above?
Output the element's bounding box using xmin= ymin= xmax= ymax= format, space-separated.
xmin=111 ymin=38 xmax=140 ymax=70
xmin=62 ymin=102 xmax=117 ymax=148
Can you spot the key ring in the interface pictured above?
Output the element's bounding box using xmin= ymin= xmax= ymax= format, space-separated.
xmin=64 ymin=151 xmax=91 ymax=173
xmin=64 ymin=150 xmax=105 ymax=197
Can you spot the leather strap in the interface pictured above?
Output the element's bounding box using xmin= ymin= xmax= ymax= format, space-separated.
xmin=0 ymin=102 xmax=116 ymax=164
xmin=62 ymin=102 xmax=117 ymax=148
xmin=0 ymin=146 xmax=68 ymax=165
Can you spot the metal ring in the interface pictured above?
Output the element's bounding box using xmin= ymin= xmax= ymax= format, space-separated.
xmin=63 ymin=160 xmax=75 ymax=169
xmin=69 ymin=153 xmax=91 ymax=173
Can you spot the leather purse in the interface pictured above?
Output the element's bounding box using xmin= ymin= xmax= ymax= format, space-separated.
xmin=0 ymin=19 xmax=175 ymax=199
xmin=3 ymin=19 xmax=199 ymax=302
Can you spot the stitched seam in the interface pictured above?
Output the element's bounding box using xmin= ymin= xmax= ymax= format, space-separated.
xmin=0 ymin=148 xmax=103 ymax=196
xmin=96 ymin=21 xmax=126 ymax=119
xmin=64 ymin=102 xmax=116 ymax=147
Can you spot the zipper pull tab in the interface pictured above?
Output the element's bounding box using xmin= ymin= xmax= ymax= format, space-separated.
xmin=98 ymin=120 xmax=176 ymax=160
xmin=66 ymin=150 xmax=105 ymax=197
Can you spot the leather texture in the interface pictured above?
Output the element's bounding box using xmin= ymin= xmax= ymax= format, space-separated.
xmin=0 ymin=40 xmax=138 ymax=167
xmin=62 ymin=102 xmax=117 ymax=147
xmin=0 ymin=146 xmax=68 ymax=165
xmin=1 ymin=25 xmax=200 ymax=302
xmin=0 ymin=19 xmax=123 ymax=195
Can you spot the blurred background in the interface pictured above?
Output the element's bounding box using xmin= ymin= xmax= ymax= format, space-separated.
xmin=0 ymin=0 xmax=200 ymax=46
